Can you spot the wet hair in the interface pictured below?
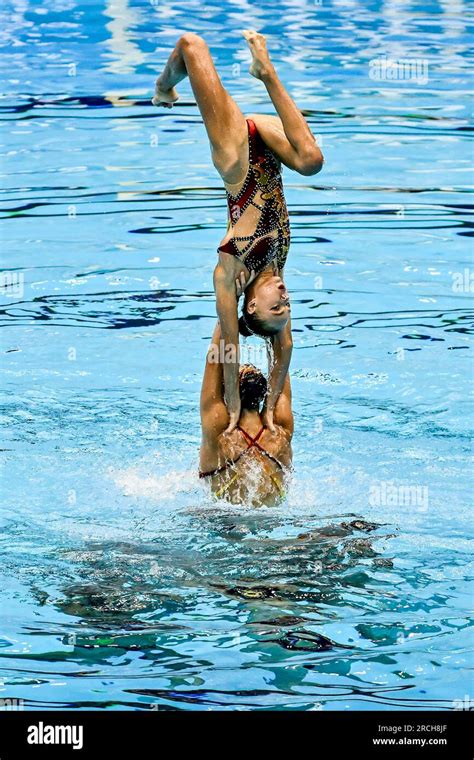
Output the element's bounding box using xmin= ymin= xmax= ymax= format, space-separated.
xmin=239 ymin=309 xmax=280 ymax=338
xmin=239 ymin=365 xmax=267 ymax=411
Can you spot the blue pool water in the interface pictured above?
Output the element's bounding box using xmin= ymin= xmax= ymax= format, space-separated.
xmin=0 ymin=0 xmax=473 ymax=711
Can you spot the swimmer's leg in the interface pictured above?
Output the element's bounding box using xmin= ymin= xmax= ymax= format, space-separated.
xmin=153 ymin=33 xmax=248 ymax=183
xmin=242 ymin=30 xmax=323 ymax=176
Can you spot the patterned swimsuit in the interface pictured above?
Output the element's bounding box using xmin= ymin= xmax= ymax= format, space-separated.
xmin=217 ymin=118 xmax=291 ymax=274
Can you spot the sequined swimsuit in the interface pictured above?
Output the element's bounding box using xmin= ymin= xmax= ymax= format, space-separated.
xmin=217 ymin=118 xmax=291 ymax=274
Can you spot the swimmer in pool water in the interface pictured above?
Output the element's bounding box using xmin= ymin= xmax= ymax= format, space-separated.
xmin=199 ymin=322 xmax=293 ymax=506
xmin=153 ymin=30 xmax=323 ymax=433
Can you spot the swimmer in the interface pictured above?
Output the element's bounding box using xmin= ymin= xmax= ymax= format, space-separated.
xmin=153 ymin=30 xmax=322 ymax=432
xmin=199 ymin=322 xmax=293 ymax=506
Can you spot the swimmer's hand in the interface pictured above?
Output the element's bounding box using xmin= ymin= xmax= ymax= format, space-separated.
xmin=235 ymin=269 xmax=256 ymax=299
xmin=224 ymin=397 xmax=241 ymax=435
xmin=152 ymin=77 xmax=179 ymax=108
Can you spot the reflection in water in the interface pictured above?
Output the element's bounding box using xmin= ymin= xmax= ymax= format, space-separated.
xmin=102 ymin=0 xmax=145 ymax=75
xmin=17 ymin=512 xmax=465 ymax=710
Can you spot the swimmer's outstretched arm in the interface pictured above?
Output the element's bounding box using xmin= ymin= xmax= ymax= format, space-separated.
xmin=200 ymin=322 xmax=231 ymax=467
xmin=264 ymin=319 xmax=293 ymax=432
xmin=273 ymin=371 xmax=294 ymax=440
xmin=213 ymin=265 xmax=241 ymax=434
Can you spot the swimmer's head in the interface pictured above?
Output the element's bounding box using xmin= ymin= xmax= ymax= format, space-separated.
xmin=239 ymin=272 xmax=290 ymax=338
xmin=238 ymin=364 xmax=267 ymax=411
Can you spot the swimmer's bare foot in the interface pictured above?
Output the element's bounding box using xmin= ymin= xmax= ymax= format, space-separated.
xmin=152 ymin=75 xmax=179 ymax=108
xmin=242 ymin=29 xmax=274 ymax=81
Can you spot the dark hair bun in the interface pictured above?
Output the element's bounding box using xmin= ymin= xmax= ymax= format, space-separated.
xmin=238 ymin=314 xmax=253 ymax=337
xmin=239 ymin=367 xmax=268 ymax=411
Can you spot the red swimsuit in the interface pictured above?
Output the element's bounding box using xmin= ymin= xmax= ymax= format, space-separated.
xmin=217 ymin=118 xmax=291 ymax=275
